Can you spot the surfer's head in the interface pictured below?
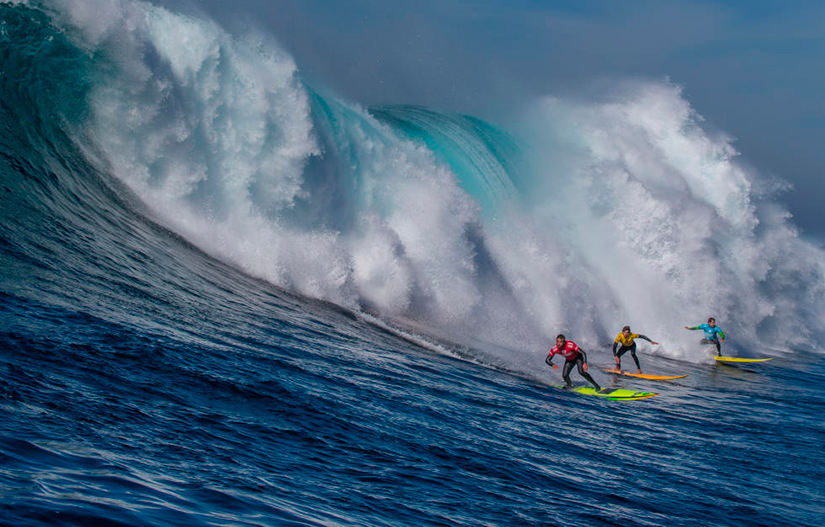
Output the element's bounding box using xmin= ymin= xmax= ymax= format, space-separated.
xmin=708 ymin=317 xmax=716 ymax=327
xmin=556 ymin=334 xmax=566 ymax=347
xmin=622 ymin=325 xmax=631 ymax=334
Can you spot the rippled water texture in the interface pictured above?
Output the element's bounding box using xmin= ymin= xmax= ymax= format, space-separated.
xmin=1 ymin=2 xmax=824 ymax=525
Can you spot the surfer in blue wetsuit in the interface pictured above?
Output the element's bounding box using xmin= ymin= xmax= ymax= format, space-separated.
xmin=685 ymin=317 xmax=726 ymax=356
xmin=546 ymin=334 xmax=601 ymax=391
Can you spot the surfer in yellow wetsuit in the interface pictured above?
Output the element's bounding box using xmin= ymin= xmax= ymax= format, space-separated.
xmin=613 ymin=326 xmax=658 ymax=373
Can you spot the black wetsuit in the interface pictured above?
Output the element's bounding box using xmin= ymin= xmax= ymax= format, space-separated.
xmin=563 ymin=353 xmax=600 ymax=390
xmin=546 ymin=340 xmax=601 ymax=390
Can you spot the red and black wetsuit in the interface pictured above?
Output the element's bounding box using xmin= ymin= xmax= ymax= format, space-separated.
xmin=546 ymin=340 xmax=601 ymax=390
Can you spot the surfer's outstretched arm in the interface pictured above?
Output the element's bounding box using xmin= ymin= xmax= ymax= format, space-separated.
xmin=637 ymin=333 xmax=659 ymax=346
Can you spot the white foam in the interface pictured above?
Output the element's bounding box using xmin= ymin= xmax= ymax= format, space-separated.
xmin=52 ymin=1 xmax=823 ymax=365
xmin=516 ymin=80 xmax=824 ymax=355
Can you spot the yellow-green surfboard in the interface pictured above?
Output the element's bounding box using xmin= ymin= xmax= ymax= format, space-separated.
xmin=556 ymin=385 xmax=658 ymax=401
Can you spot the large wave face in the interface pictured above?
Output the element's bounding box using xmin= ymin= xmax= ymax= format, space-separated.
xmin=3 ymin=1 xmax=824 ymax=364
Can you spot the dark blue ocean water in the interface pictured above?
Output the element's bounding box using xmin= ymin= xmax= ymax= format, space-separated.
xmin=4 ymin=238 xmax=825 ymax=526
xmin=2 ymin=3 xmax=824 ymax=526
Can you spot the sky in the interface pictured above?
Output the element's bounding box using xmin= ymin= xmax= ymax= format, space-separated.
xmin=166 ymin=0 xmax=825 ymax=240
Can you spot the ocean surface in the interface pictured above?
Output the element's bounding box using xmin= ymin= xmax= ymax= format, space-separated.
xmin=2 ymin=2 xmax=824 ymax=526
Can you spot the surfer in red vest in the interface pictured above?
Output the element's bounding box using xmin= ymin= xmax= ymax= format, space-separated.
xmin=546 ymin=334 xmax=601 ymax=390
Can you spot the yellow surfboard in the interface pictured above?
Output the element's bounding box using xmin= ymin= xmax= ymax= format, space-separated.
xmin=714 ymin=356 xmax=773 ymax=363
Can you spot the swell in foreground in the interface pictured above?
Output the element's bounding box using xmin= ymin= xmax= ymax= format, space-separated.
xmin=1 ymin=2 xmax=824 ymax=526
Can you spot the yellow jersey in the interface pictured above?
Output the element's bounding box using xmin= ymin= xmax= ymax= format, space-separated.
xmin=614 ymin=332 xmax=649 ymax=346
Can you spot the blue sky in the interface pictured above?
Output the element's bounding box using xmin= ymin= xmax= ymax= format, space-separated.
xmin=172 ymin=0 xmax=825 ymax=240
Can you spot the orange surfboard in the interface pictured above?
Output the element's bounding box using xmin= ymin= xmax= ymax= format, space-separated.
xmin=601 ymin=368 xmax=688 ymax=380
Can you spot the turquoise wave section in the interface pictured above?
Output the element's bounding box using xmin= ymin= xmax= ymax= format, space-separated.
xmin=369 ymin=104 xmax=524 ymax=217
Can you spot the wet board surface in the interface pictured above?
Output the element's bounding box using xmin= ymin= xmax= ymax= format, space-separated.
xmin=714 ymin=357 xmax=773 ymax=363
xmin=556 ymin=385 xmax=658 ymax=401
xmin=601 ymin=368 xmax=688 ymax=380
